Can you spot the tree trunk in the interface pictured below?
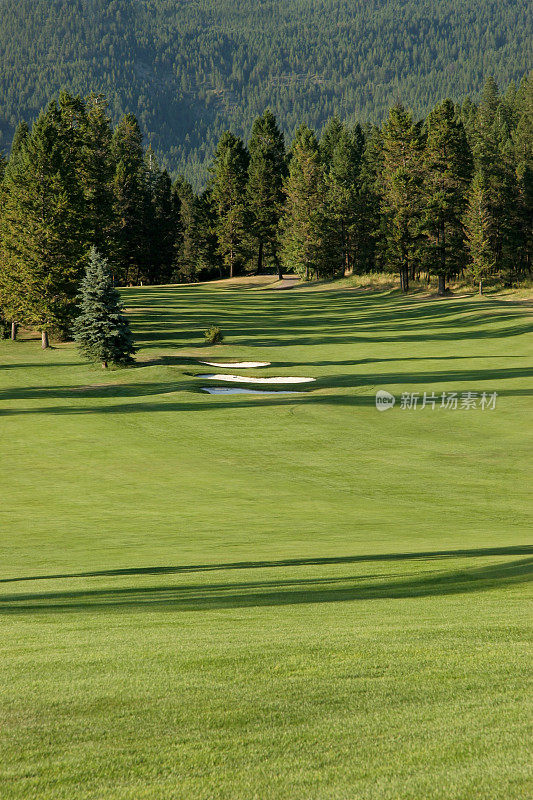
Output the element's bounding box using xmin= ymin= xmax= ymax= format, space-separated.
xmin=41 ymin=330 xmax=49 ymax=349
xmin=257 ymin=240 xmax=263 ymax=274
xmin=479 ymin=280 xmax=483 ymax=295
xmin=437 ymin=274 xmax=446 ymax=296
xmin=11 ymin=321 xmax=17 ymax=340
xmin=400 ymin=265 xmax=409 ymax=293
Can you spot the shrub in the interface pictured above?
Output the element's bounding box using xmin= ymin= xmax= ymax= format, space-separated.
xmin=204 ymin=325 xmax=224 ymax=345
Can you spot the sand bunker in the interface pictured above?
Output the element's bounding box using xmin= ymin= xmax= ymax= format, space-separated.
xmin=199 ymin=361 xmax=270 ymax=368
xmin=201 ymin=387 xmax=301 ymax=395
xmin=200 ymin=374 xmax=315 ymax=384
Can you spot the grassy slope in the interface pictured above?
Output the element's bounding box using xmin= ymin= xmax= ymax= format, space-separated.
xmin=0 ymin=285 xmax=531 ymax=799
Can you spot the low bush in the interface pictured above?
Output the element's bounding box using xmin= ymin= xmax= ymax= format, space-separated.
xmin=204 ymin=325 xmax=224 ymax=345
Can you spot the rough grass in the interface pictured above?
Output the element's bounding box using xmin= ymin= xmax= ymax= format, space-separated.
xmin=0 ymin=284 xmax=531 ymax=799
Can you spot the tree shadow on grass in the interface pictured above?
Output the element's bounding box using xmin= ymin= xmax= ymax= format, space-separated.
xmin=0 ymin=557 xmax=530 ymax=614
xmin=0 ymin=386 xmax=531 ymax=415
xmin=2 ymin=545 xmax=530 ymax=585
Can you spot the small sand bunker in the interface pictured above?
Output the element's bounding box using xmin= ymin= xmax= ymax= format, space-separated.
xmin=201 ymin=387 xmax=301 ymax=395
xmin=200 ymin=374 xmax=315 ymax=384
xmin=199 ymin=361 xmax=270 ymax=368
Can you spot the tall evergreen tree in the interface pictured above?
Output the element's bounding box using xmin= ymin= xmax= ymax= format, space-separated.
xmin=0 ymin=150 xmax=7 ymax=340
xmin=353 ymin=126 xmax=384 ymax=273
xmin=0 ymin=121 xmax=29 ymax=338
xmin=73 ymin=248 xmax=135 ymax=368
xmin=319 ymin=116 xmax=345 ymax=164
xmin=422 ymin=99 xmax=473 ymax=294
xmin=143 ymin=148 xmax=179 ymax=284
xmin=464 ymin=172 xmax=495 ymax=294
xmin=175 ymin=179 xmax=220 ymax=281
xmin=280 ymin=125 xmax=338 ymax=280
xmin=5 ymin=120 xmax=29 ymax=179
xmin=246 ymin=110 xmax=286 ymax=277
xmin=0 ymin=102 xmax=85 ymax=347
xmin=78 ymin=93 xmax=115 ymax=258
xmin=381 ymin=104 xmax=423 ymax=292
xmin=209 ymin=132 xmax=249 ymax=278
xmin=324 ymin=122 xmax=363 ymax=274
xmin=513 ymin=109 xmax=533 ymax=277
xmin=111 ymin=113 xmax=146 ymax=285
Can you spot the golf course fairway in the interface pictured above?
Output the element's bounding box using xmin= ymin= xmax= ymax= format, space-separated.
xmin=1 ymin=283 xmax=531 ymax=799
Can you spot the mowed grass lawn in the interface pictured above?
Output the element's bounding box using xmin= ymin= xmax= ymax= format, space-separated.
xmin=0 ymin=283 xmax=532 ymax=799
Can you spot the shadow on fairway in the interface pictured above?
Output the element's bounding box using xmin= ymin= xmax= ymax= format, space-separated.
xmin=0 ymin=557 xmax=530 ymax=614
xmin=1 ymin=385 xmax=532 ymax=415
xmin=2 ymin=545 xmax=531 ymax=585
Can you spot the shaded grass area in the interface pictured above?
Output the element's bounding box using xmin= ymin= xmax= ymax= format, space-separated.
xmin=1 ymin=555 xmax=531 ymax=613
xmin=0 ymin=285 xmax=531 ymax=798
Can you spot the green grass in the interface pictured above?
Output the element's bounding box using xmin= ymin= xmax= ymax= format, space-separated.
xmin=0 ymin=284 xmax=531 ymax=799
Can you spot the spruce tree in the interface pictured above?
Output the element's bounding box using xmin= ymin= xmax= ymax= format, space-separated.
xmin=209 ymin=132 xmax=249 ymax=278
xmin=464 ymin=172 xmax=495 ymax=294
xmin=73 ymin=248 xmax=135 ymax=368
xmin=422 ymin=99 xmax=472 ymax=294
xmin=246 ymin=110 xmax=286 ymax=277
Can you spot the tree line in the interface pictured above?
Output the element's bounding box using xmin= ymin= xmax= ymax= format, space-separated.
xmin=0 ymin=76 xmax=531 ymax=346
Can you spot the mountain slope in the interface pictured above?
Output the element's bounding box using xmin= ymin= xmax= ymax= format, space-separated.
xmin=0 ymin=0 xmax=530 ymax=183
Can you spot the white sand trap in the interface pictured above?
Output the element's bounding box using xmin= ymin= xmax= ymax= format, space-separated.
xmin=199 ymin=361 xmax=270 ymax=368
xmin=201 ymin=387 xmax=301 ymax=395
xmin=200 ymin=373 xmax=315 ymax=384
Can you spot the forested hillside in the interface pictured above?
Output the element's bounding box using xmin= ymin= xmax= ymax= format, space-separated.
xmin=0 ymin=0 xmax=530 ymax=184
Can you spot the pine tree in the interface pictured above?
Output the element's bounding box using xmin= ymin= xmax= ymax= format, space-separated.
xmin=473 ymin=83 xmax=521 ymax=284
xmin=0 ymin=102 xmax=85 ymax=347
xmin=209 ymin=131 xmax=249 ymax=278
xmin=143 ymin=148 xmax=178 ymax=284
xmin=381 ymin=104 xmax=423 ymax=292
xmin=0 ymin=122 xmax=28 ymax=339
xmin=78 ymin=93 xmax=114 ymax=258
xmin=111 ymin=114 xmax=146 ymax=285
xmin=353 ymin=126 xmax=384 ymax=273
xmin=464 ymin=172 xmax=495 ymax=294
xmin=175 ymin=179 xmax=220 ymax=281
xmin=5 ymin=121 xmax=29 ymax=179
xmin=319 ymin=116 xmax=345 ymax=164
xmin=73 ymin=248 xmax=135 ymax=368
xmin=246 ymin=110 xmax=286 ymax=277
xmin=422 ymin=99 xmax=472 ymax=294
xmin=280 ymin=125 xmax=338 ymax=280
xmin=513 ymin=109 xmax=533 ymax=278
xmin=324 ymin=123 xmax=363 ymax=274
